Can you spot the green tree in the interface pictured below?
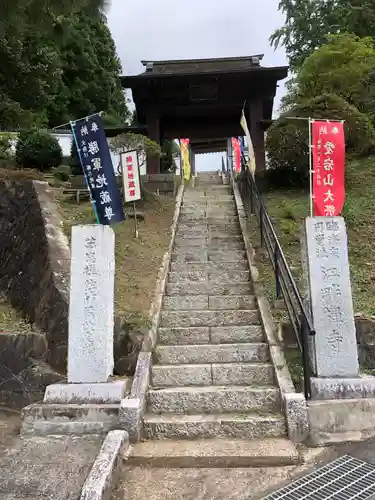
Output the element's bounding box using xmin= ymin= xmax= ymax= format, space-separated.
xmin=271 ymin=0 xmax=375 ymax=69
xmin=266 ymin=94 xmax=375 ymax=187
xmin=53 ymin=13 xmax=128 ymax=127
xmin=110 ymin=133 xmax=162 ymax=168
xmin=286 ymin=34 xmax=375 ymax=121
xmin=16 ymin=130 xmax=63 ymax=171
xmin=0 ymin=0 xmax=128 ymax=130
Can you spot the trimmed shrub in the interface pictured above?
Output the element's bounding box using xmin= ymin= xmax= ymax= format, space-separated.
xmin=16 ymin=131 xmax=62 ymax=172
xmin=53 ymin=165 xmax=70 ymax=182
xmin=265 ymin=94 xmax=375 ymax=188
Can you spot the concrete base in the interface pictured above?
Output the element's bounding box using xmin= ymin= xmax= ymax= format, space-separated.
xmin=308 ymin=398 xmax=375 ymax=446
xmin=21 ymin=403 xmax=124 ymax=437
xmin=311 ymin=376 xmax=375 ymax=400
xmin=44 ymin=380 xmax=129 ymax=404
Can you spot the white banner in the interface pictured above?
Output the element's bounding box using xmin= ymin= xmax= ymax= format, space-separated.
xmin=121 ymin=150 xmax=141 ymax=202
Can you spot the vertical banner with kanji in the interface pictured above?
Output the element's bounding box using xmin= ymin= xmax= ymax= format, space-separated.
xmin=311 ymin=120 xmax=345 ymax=217
xmin=71 ymin=114 xmax=125 ymax=225
xmin=180 ymin=139 xmax=191 ymax=181
xmin=121 ymin=151 xmax=141 ymax=202
xmin=232 ymin=138 xmax=241 ymax=174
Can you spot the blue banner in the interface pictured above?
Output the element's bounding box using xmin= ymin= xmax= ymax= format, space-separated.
xmin=238 ymin=136 xmax=245 ymax=155
xmin=71 ymin=114 xmax=125 ymax=225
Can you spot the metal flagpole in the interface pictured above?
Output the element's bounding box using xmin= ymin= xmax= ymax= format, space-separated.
xmin=308 ymin=118 xmax=314 ymax=217
xmin=133 ymin=201 xmax=139 ymax=238
xmin=54 ymin=111 xmax=103 ymax=131
xmin=70 ymin=119 xmax=100 ymax=224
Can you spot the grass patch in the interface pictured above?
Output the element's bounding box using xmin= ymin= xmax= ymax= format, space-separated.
xmin=252 ymin=157 xmax=375 ymax=316
xmin=57 ymin=191 xmax=176 ymax=328
xmin=246 ymin=156 xmax=375 ymax=387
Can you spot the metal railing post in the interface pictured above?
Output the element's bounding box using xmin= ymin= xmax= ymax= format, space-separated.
xmin=238 ymin=162 xmax=315 ymax=400
xmin=301 ymin=318 xmax=312 ymax=400
xmin=274 ymin=246 xmax=281 ymax=299
xmin=249 ymin=180 xmax=254 ymax=214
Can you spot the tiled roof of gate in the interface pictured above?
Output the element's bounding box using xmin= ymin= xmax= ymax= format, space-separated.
xmin=139 ymin=55 xmax=265 ymax=75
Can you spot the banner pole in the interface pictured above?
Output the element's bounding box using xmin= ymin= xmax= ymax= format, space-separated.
xmin=70 ymin=121 xmax=100 ymax=224
xmin=133 ymin=201 xmax=139 ymax=238
xmin=308 ymin=118 xmax=314 ymax=218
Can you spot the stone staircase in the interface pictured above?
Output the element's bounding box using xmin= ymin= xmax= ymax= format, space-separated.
xmin=143 ymin=173 xmax=288 ymax=441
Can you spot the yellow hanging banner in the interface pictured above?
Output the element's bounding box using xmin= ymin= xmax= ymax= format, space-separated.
xmin=180 ymin=139 xmax=191 ymax=181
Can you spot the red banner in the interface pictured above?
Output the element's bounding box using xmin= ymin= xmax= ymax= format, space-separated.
xmin=312 ymin=121 xmax=345 ymax=216
xmin=232 ymin=137 xmax=241 ymax=173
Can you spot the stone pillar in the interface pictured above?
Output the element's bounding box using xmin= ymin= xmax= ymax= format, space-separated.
xmin=146 ymin=109 xmax=161 ymax=174
xmin=303 ymin=217 xmax=375 ymax=400
xmin=190 ymin=147 xmax=196 ymax=176
xmin=43 ymin=225 xmax=128 ymax=404
xmin=67 ymin=225 xmax=115 ymax=383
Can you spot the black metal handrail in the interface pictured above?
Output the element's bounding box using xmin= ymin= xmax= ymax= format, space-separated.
xmin=238 ymin=158 xmax=315 ymax=399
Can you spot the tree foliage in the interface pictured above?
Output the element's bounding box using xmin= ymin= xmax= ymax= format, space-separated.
xmin=161 ymin=140 xmax=179 ymax=173
xmin=280 ymin=34 xmax=375 ymax=121
xmin=0 ymin=0 xmax=128 ymax=130
xmin=16 ymin=130 xmax=62 ymax=171
xmin=271 ymin=0 xmax=375 ymax=69
xmin=266 ymin=94 xmax=375 ymax=187
xmin=110 ymin=133 xmax=162 ymax=168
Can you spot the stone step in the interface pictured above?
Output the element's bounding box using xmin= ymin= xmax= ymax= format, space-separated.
xmin=148 ymin=386 xmax=280 ymax=414
xmin=179 ymin=216 xmax=239 ymax=224
xmin=169 ymin=261 xmax=249 ymax=273
xmin=154 ymin=342 xmax=268 ymax=365
xmin=163 ymin=295 xmax=257 ymax=311
xmin=152 ymin=362 xmax=275 ymax=387
xmin=159 ymin=309 xmax=260 ymax=328
xmin=21 ymin=404 xmax=121 ymax=436
xmin=128 ymin=437 xmax=300 ymax=468
xmin=175 ymin=234 xmax=244 ymax=245
xmin=175 ymin=231 xmax=242 ymax=240
xmin=166 ymin=281 xmax=253 ymax=296
xmin=143 ymin=413 xmax=286 ymax=440
xmin=167 ymin=270 xmax=250 ymax=283
xmin=180 ymin=213 xmax=238 ymax=221
xmin=180 ymin=209 xmax=237 ymax=218
xmin=157 ymin=325 xmax=264 ymax=345
xmin=171 ymin=249 xmax=247 ymax=263
xmin=174 ymin=239 xmax=245 ymax=250
xmin=175 ymin=234 xmax=243 ymax=242
xmin=182 ymin=200 xmax=235 ymax=207
xmin=178 ymin=223 xmax=241 ymax=232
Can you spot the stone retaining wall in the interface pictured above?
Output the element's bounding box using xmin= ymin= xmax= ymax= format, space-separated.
xmin=280 ymin=315 xmax=375 ymax=371
xmin=0 ymin=180 xmax=70 ymax=373
xmin=141 ymin=174 xmax=176 ymax=195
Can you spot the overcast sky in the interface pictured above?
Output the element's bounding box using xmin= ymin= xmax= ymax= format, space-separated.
xmin=107 ymin=0 xmax=288 ymax=171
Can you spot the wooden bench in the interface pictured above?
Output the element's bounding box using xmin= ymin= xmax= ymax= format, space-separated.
xmin=62 ymin=175 xmax=90 ymax=203
xmin=62 ymin=175 xmax=124 ymax=202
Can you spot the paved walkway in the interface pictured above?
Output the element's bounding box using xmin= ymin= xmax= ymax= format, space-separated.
xmin=144 ymin=173 xmax=287 ymax=440
xmin=0 ymin=408 xmax=103 ymax=500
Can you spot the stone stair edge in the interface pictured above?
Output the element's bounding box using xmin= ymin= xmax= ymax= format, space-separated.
xmin=127 ymin=437 xmax=300 ymax=468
